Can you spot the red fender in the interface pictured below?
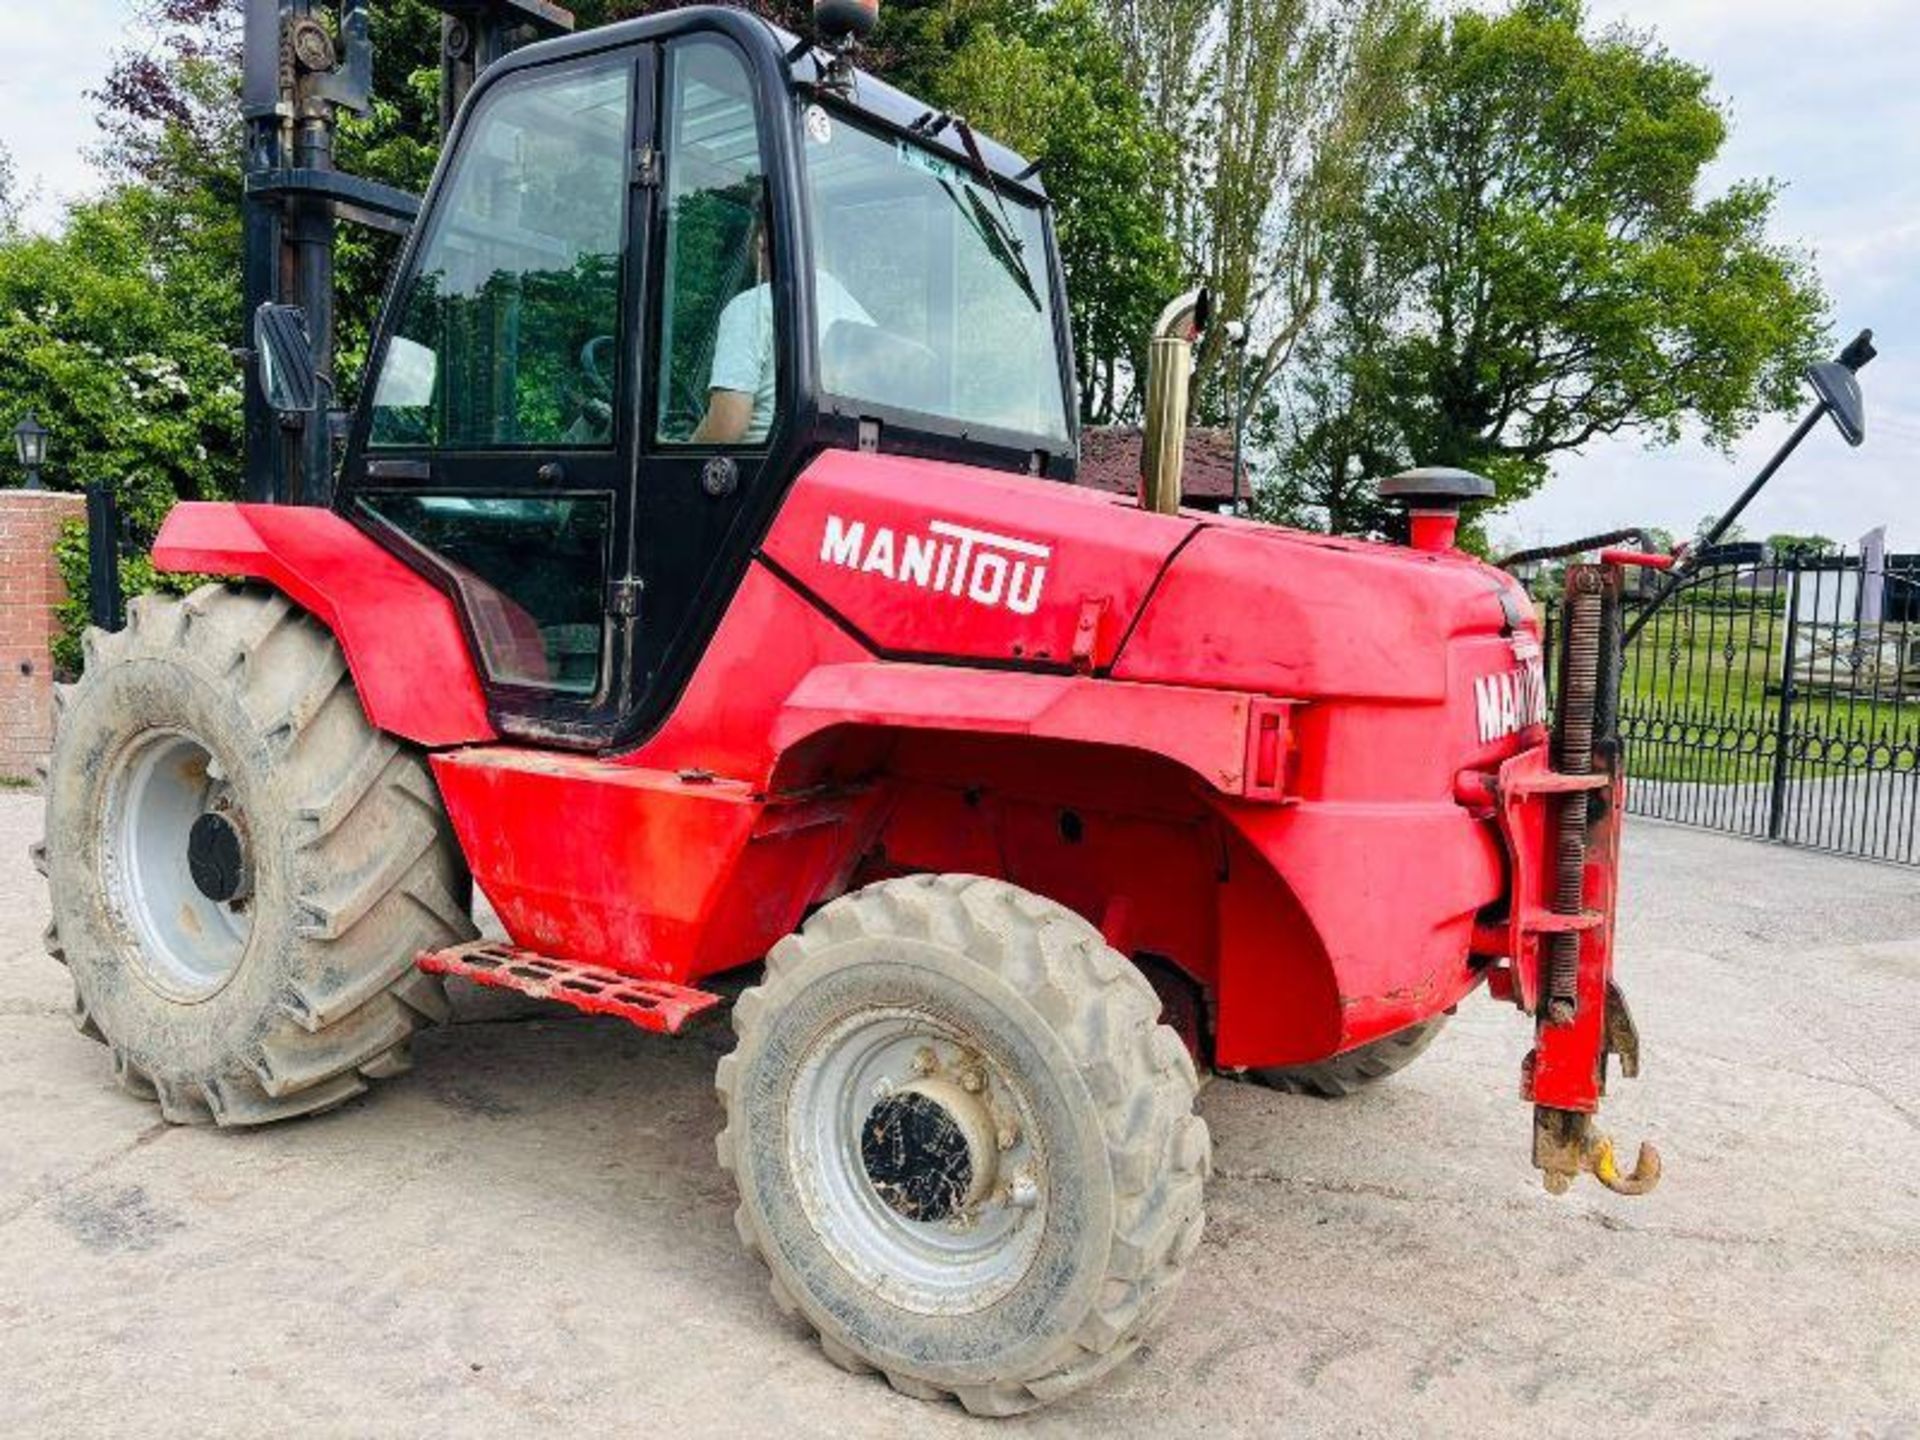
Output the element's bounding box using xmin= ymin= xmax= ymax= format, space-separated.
xmin=152 ymin=502 xmax=494 ymax=747
xmin=767 ymin=660 xmax=1286 ymax=800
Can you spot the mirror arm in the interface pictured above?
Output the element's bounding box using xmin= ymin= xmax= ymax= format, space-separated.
xmin=1623 ymin=402 xmax=1826 ymax=645
xmin=1624 ymin=326 xmax=1878 ymax=646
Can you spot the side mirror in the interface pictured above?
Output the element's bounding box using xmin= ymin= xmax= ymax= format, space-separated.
xmin=254 ymin=304 xmax=320 ymax=415
xmin=1807 ymin=360 xmax=1866 ymax=448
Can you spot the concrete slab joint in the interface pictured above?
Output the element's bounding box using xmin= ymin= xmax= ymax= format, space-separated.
xmin=0 ymin=491 xmax=87 ymax=783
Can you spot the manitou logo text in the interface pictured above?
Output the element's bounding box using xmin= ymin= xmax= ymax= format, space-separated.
xmin=1475 ymin=655 xmax=1548 ymax=744
xmin=820 ymin=514 xmax=1050 ymax=615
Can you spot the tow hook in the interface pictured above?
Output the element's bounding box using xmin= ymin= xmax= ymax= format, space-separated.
xmin=1587 ymin=1133 xmax=1663 ymax=1195
xmin=1533 ymin=1106 xmax=1662 ymax=1196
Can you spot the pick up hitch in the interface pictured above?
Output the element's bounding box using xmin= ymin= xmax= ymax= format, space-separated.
xmin=1529 ymin=984 xmax=1661 ymax=1195
xmin=1529 ymin=562 xmax=1661 ymax=1198
xmin=1535 ymin=1112 xmax=1663 ymax=1197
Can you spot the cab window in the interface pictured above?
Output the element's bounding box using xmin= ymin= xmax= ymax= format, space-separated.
xmin=370 ymin=59 xmax=631 ymax=450
xmin=358 ymin=494 xmax=609 ymax=695
xmin=655 ymin=38 xmax=773 ymax=446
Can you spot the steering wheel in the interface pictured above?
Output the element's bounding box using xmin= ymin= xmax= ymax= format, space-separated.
xmin=559 ymin=335 xmax=614 ymax=442
xmin=580 ymin=335 xmax=616 ymax=402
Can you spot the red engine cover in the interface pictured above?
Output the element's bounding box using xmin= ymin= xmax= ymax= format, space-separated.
xmin=760 ymin=450 xmax=1197 ymax=670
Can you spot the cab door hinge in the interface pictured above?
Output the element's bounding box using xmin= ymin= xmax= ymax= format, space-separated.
xmin=631 ymin=145 xmax=659 ymax=188
xmin=608 ymin=576 xmax=645 ymax=619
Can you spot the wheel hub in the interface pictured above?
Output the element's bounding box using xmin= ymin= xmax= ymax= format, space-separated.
xmin=187 ymin=808 xmax=251 ymax=905
xmin=788 ymin=1010 xmax=1047 ymax=1316
xmin=105 ymin=730 xmax=254 ymax=1002
xmin=859 ymin=1078 xmax=997 ymax=1223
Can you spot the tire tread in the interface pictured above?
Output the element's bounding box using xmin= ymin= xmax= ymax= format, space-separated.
xmin=38 ymin=585 xmax=476 ymax=1128
xmin=717 ymin=873 xmax=1208 ymax=1414
xmin=1249 ymin=1014 xmax=1448 ymax=1099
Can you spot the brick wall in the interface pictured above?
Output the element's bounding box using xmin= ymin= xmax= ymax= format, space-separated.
xmin=0 ymin=491 xmax=86 ymax=782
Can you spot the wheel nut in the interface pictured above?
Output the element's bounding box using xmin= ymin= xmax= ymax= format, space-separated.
xmin=1007 ymin=1169 xmax=1039 ymax=1209
xmin=959 ymin=1066 xmax=985 ymax=1094
xmin=911 ymin=1046 xmax=938 ymax=1076
xmin=996 ymin=1122 xmax=1018 ymax=1151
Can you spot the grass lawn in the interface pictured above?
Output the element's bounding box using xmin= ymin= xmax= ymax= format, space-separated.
xmin=1608 ymin=602 xmax=1920 ymax=783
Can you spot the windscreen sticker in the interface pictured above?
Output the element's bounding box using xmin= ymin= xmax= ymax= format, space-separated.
xmin=895 ymin=140 xmax=957 ymax=183
xmin=805 ymin=104 xmax=833 ymax=145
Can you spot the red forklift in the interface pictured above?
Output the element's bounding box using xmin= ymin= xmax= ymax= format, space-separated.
xmin=37 ymin=0 xmax=1873 ymax=1413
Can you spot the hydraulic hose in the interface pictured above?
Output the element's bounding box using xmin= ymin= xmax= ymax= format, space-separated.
xmin=1496 ymin=529 xmax=1662 ymax=571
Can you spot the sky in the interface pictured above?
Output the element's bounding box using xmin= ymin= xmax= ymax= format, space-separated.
xmin=3 ymin=1 xmax=1918 ymax=549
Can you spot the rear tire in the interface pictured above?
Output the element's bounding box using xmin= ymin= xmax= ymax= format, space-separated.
xmin=1248 ymin=1015 xmax=1448 ymax=1099
xmin=35 ymin=585 xmax=476 ymax=1125
xmin=717 ymin=875 xmax=1209 ymax=1415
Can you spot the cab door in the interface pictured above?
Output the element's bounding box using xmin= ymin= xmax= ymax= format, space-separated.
xmin=622 ymin=31 xmax=796 ymax=739
xmin=348 ymin=47 xmax=652 ymax=745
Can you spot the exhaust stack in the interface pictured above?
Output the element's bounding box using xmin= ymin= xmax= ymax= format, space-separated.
xmin=1139 ymin=288 xmax=1210 ymax=515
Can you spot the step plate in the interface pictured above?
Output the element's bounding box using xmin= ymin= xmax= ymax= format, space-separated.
xmin=419 ymin=941 xmax=722 ymax=1035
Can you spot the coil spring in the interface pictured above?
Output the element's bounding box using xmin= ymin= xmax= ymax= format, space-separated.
xmin=1546 ymin=572 xmax=1603 ymax=1023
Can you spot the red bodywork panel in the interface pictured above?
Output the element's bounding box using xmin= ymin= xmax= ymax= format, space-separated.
xmin=760 ymin=449 xmax=1196 ymax=668
xmin=158 ymin=454 xmax=1607 ymax=1092
xmin=152 ymin=502 xmax=494 ymax=747
xmin=426 ymin=453 xmax=1545 ymax=1070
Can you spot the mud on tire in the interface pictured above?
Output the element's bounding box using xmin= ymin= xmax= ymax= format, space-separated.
xmin=1249 ymin=1014 xmax=1448 ymax=1099
xmin=34 ymin=585 xmax=476 ymax=1125
xmin=717 ymin=874 xmax=1210 ymax=1415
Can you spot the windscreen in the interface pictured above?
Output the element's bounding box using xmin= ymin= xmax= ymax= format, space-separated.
xmin=802 ymin=111 xmax=1071 ymax=446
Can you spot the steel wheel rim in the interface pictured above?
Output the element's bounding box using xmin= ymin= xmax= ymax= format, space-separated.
xmin=104 ymin=729 xmax=253 ymax=1002
xmin=787 ymin=1005 xmax=1048 ymax=1317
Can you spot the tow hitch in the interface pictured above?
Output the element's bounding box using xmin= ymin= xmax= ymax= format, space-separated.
xmin=1533 ymin=983 xmax=1661 ymax=1195
xmin=1480 ymin=560 xmax=1662 ymax=1197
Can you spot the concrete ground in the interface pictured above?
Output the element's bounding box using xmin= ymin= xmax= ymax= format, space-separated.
xmin=3 ymin=787 xmax=1917 ymax=1438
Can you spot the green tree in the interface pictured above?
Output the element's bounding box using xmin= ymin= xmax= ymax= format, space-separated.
xmin=0 ymin=183 xmax=248 ymax=671
xmin=0 ymin=186 xmax=242 ymax=525
xmin=0 ymin=143 xmax=17 ymax=230
xmin=1693 ymin=514 xmax=1746 ymax=547
xmin=1105 ymin=0 xmax=1424 ymax=420
xmin=1765 ymin=531 xmax=1837 ymax=561
xmin=1275 ymin=0 xmax=1829 ymax=529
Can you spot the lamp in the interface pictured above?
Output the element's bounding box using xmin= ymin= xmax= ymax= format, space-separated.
xmin=12 ymin=413 xmax=48 ymax=490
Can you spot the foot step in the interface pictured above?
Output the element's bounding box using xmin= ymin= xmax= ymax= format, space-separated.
xmin=419 ymin=941 xmax=722 ymax=1035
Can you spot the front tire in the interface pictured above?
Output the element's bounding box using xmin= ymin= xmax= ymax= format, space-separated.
xmin=717 ymin=875 xmax=1209 ymax=1415
xmin=35 ymin=585 xmax=477 ymax=1125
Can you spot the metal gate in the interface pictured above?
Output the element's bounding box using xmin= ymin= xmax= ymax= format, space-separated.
xmin=1547 ymin=547 xmax=1920 ymax=864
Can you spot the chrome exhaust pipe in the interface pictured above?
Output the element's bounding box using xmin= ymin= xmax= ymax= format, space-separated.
xmin=1139 ymin=287 xmax=1210 ymax=515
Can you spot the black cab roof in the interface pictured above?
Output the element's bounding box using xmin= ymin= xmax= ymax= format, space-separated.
xmin=486 ymin=4 xmax=1047 ymax=200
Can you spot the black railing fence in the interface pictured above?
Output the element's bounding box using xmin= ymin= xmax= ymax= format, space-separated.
xmin=1541 ymin=547 xmax=1920 ymax=864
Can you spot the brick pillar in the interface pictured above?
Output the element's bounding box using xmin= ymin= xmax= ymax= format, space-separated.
xmin=0 ymin=491 xmax=87 ymax=782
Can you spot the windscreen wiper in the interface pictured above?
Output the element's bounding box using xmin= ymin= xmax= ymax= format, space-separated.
xmin=919 ymin=113 xmax=1043 ymax=313
xmin=958 ymin=185 xmax=1042 ymax=312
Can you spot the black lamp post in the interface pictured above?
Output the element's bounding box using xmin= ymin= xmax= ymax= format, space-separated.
xmin=12 ymin=413 xmax=49 ymax=491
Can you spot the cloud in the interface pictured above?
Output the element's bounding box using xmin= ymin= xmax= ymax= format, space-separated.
xmin=0 ymin=3 xmax=139 ymax=229
xmin=1517 ymin=0 xmax=1920 ymax=550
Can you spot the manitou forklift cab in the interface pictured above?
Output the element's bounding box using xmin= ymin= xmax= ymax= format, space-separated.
xmin=296 ymin=6 xmax=1076 ymax=749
